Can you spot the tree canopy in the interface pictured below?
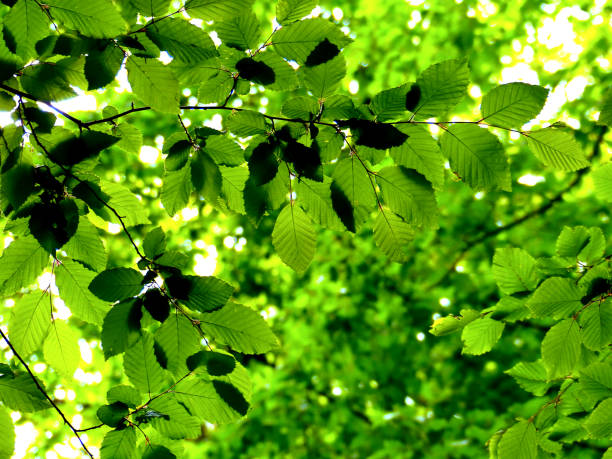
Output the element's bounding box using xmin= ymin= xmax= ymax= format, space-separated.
xmin=0 ymin=0 xmax=611 ymax=458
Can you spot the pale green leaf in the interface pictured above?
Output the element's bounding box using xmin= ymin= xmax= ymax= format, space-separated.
xmin=0 ymin=236 xmax=48 ymax=296
xmin=541 ymin=319 xmax=581 ymax=380
xmin=592 ymin=162 xmax=612 ymax=202
xmin=272 ymin=203 xmax=316 ymax=273
xmin=185 ymin=0 xmax=254 ymax=21
xmin=161 ymin=163 xmax=192 ymax=216
xmin=480 ymin=83 xmax=548 ymax=128
xmin=370 ymin=84 xmax=412 ymax=121
xmin=154 ymin=314 xmax=201 ymax=376
xmin=526 ymin=277 xmax=583 ymax=319
xmin=599 ymin=88 xmax=612 ymax=127
xmin=440 ymin=124 xmax=511 ymax=191
xmin=126 ymin=56 xmax=179 ymax=114
xmin=43 ymin=321 xmax=80 ymax=378
xmin=281 ymin=96 xmax=319 ymax=119
xmin=332 ymin=157 xmax=376 ymax=209
xmin=147 ymin=394 xmax=201 ymax=439
xmin=276 ymin=0 xmax=316 ymax=24
xmin=9 ymin=291 xmax=51 ymax=357
xmin=63 ymin=216 xmax=107 ymax=272
xmin=215 ymin=12 xmax=261 ymax=51
xmin=0 ymin=405 xmax=15 ymax=459
xmin=296 ymin=178 xmax=346 ymax=231
xmin=107 ymin=385 xmax=142 ymax=408
xmin=461 ymin=317 xmax=504 ymax=355
xmin=492 ymin=247 xmax=538 ymax=295
xmin=429 ymin=309 xmax=480 ymax=336
xmin=300 ymin=54 xmax=346 ymax=100
xmin=146 ymin=18 xmax=218 ymax=63
xmin=377 ymin=166 xmax=439 ymax=229
xmin=47 ymin=0 xmax=127 ymax=38
xmin=505 ymin=360 xmax=551 ymax=396
xmin=123 ymin=331 xmax=167 ymax=396
xmin=583 ymin=398 xmax=612 ymax=439
xmin=0 ymin=374 xmax=50 ymax=412
xmin=143 ymin=227 xmax=166 ymax=259
xmin=389 ymin=124 xmax=445 ymax=190
xmin=225 ymin=111 xmax=268 ymax=137
xmin=55 ymin=258 xmax=110 ymax=326
xmin=100 ymin=428 xmax=138 ymax=459
xmin=580 ymin=298 xmax=612 ymax=350
xmin=199 ymin=302 xmax=280 ymax=354
xmin=413 ymin=58 xmax=470 ymax=118
xmin=497 ymin=420 xmax=537 ymax=459
xmin=372 ymin=210 xmax=414 ymax=263
xmin=220 ymin=165 xmax=248 ymax=214
xmin=526 ymin=128 xmax=589 ymax=171
xmin=130 ymin=0 xmax=171 ymax=16
xmin=100 ymin=180 xmax=150 ymax=227
xmin=203 ymin=136 xmax=244 ymax=166
xmin=114 ymin=123 xmax=143 ymax=154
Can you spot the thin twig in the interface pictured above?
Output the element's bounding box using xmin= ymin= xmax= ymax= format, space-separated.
xmin=0 ymin=329 xmax=95 ymax=458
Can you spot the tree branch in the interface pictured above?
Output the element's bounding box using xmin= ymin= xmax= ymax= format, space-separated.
xmin=0 ymin=329 xmax=95 ymax=458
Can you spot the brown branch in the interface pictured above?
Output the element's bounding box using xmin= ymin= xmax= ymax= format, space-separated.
xmin=0 ymin=329 xmax=95 ymax=458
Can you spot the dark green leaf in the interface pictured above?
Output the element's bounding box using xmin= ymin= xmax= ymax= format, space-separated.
xmin=212 ymin=380 xmax=249 ymax=416
xmin=101 ymin=299 xmax=142 ymax=359
xmin=97 ymin=402 xmax=129 ymax=427
xmin=47 ymin=131 xmax=120 ymax=165
xmin=28 ymin=199 xmax=79 ymax=254
xmin=143 ymin=289 xmax=170 ymax=323
xmin=89 ymin=268 xmax=145 ymax=302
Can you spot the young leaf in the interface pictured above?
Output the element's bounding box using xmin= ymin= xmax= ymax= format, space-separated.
xmin=9 ymin=291 xmax=51 ymax=357
xmin=413 ymin=58 xmax=470 ymax=118
xmin=372 ymin=211 xmax=414 ymax=263
xmin=126 ymin=56 xmax=179 ymax=114
xmin=272 ymin=203 xmax=316 ymax=273
xmin=580 ymin=299 xmax=612 ymax=351
xmin=0 ymin=236 xmax=49 ymax=296
xmin=440 ymin=124 xmax=511 ymax=191
xmin=43 ymin=321 xmax=80 ymax=378
xmin=541 ymin=319 xmax=581 ymax=380
xmin=377 ymin=166 xmax=439 ymax=229
xmin=492 ymin=247 xmax=538 ymax=295
xmin=89 ymin=268 xmax=144 ymax=302
xmin=526 ymin=277 xmax=583 ymax=319
xmin=429 ymin=309 xmax=480 ymax=336
xmin=100 ymin=427 xmax=138 ymax=459
xmin=461 ymin=317 xmax=504 ymax=355
xmin=480 ymin=82 xmax=548 ymax=128
xmin=46 ymin=0 xmax=127 ymax=39
xmin=526 ymin=128 xmax=589 ymax=171
xmin=505 ymin=360 xmax=551 ymax=396
xmin=55 ymin=258 xmax=111 ymax=325
xmin=154 ymin=314 xmax=201 ymax=375
xmin=123 ymin=331 xmax=167 ymax=395
xmin=199 ymin=302 xmax=280 ymax=354
xmin=496 ymin=420 xmax=537 ymax=459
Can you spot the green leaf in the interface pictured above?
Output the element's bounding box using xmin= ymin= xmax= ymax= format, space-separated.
xmin=599 ymin=88 xmax=612 ymax=127
xmin=154 ymin=314 xmax=201 ymax=376
xmin=225 ymin=111 xmax=268 ymax=137
xmin=201 ymin=136 xmax=244 ymax=167
xmin=63 ymin=216 xmax=107 ymax=272
xmin=20 ymin=57 xmax=87 ymax=100
xmin=197 ymin=71 xmax=234 ymax=104
xmin=429 ymin=309 xmax=480 ymax=336
xmin=172 ymin=275 xmax=235 ymax=312
xmin=187 ymin=350 xmax=236 ymax=376
xmin=583 ymin=398 xmax=612 ymax=439
xmin=220 ymin=165 xmax=248 ymax=214
xmin=215 ymin=12 xmax=260 ymax=50
xmin=242 ymin=51 xmax=298 ymax=91
xmin=98 ymin=180 xmax=150 ymax=227
xmin=147 ymin=394 xmax=201 ymax=439
xmin=199 ymin=302 xmax=280 ymax=354
xmin=55 ymin=258 xmax=111 ymax=325
xmin=413 ymin=58 xmax=470 ymax=118
xmin=212 ymin=380 xmax=249 ymax=416
xmin=370 ymin=84 xmax=413 ymax=121
xmin=114 ymin=123 xmax=144 ymax=154
xmin=89 ymin=268 xmax=144 ymax=302
xmin=85 ymin=45 xmax=125 ymax=90
xmin=123 ymin=331 xmax=167 ymax=395
xmin=97 ymin=402 xmax=129 ymax=427
xmin=282 ymin=96 xmax=320 ymax=119
xmin=592 ymin=163 xmax=612 ymax=202
xmin=191 ymin=151 xmax=222 ymax=203
xmin=556 ymin=226 xmax=606 ymax=265
xmin=101 ymin=300 xmax=142 ymax=359
xmin=185 ymin=0 xmax=254 ymax=21
xmin=272 ymin=203 xmax=316 ymax=273
xmin=526 ymin=128 xmax=589 ymax=171
xmin=0 ymin=405 xmax=15 ymax=459
xmin=372 ymin=210 xmax=414 ymax=263
xmin=300 ymin=54 xmax=346 ymax=99
xmin=272 ymin=18 xmax=351 ymax=64
xmin=389 ymin=124 xmax=445 ymax=190
xmin=0 ymin=373 xmax=50 ymax=412
xmin=126 ymin=56 xmax=179 ymax=114
xmin=161 ymin=163 xmax=192 ymax=216
xmin=28 ymin=199 xmax=79 ymax=254
xmin=440 ymin=124 xmax=511 ymax=191
xmin=580 ymin=299 xmax=612 ymax=350
xmin=107 ymin=385 xmax=142 ymax=409
xmin=146 ymin=18 xmax=218 ymax=63
xmin=100 ymin=428 xmax=138 ymax=459
xmin=526 ymin=277 xmax=583 ymax=319
xmin=9 ymin=291 xmax=50 ymax=357
xmin=129 ymin=0 xmax=171 ymax=17
xmin=331 ymin=157 xmax=376 ymax=211
xmin=492 ymin=247 xmax=538 ymax=295
xmin=505 ymin=360 xmax=551 ymax=396
xmin=47 ymin=0 xmax=127 ymax=38
xmin=497 ymin=420 xmax=537 ymax=459
xmin=461 ymin=317 xmax=504 ymax=355
xmin=295 ymin=178 xmax=346 ymax=231
xmin=579 ymin=362 xmax=612 ymax=402
xmin=541 ymin=319 xmax=581 ymax=380
xmin=4 ymin=0 xmax=50 ymax=59
xmin=143 ymin=227 xmax=166 ymax=259
xmin=377 ymin=166 xmax=439 ymax=229
xmin=480 ymin=83 xmax=548 ymax=128
xmin=0 ymin=236 xmax=48 ymax=296
xmin=43 ymin=321 xmax=80 ymax=378
xmin=276 ymin=0 xmax=316 ymax=24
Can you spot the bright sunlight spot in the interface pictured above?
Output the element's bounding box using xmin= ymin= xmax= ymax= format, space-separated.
xmin=139 ymin=145 xmax=160 ymax=164
xmin=518 ymin=174 xmax=546 ymax=186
